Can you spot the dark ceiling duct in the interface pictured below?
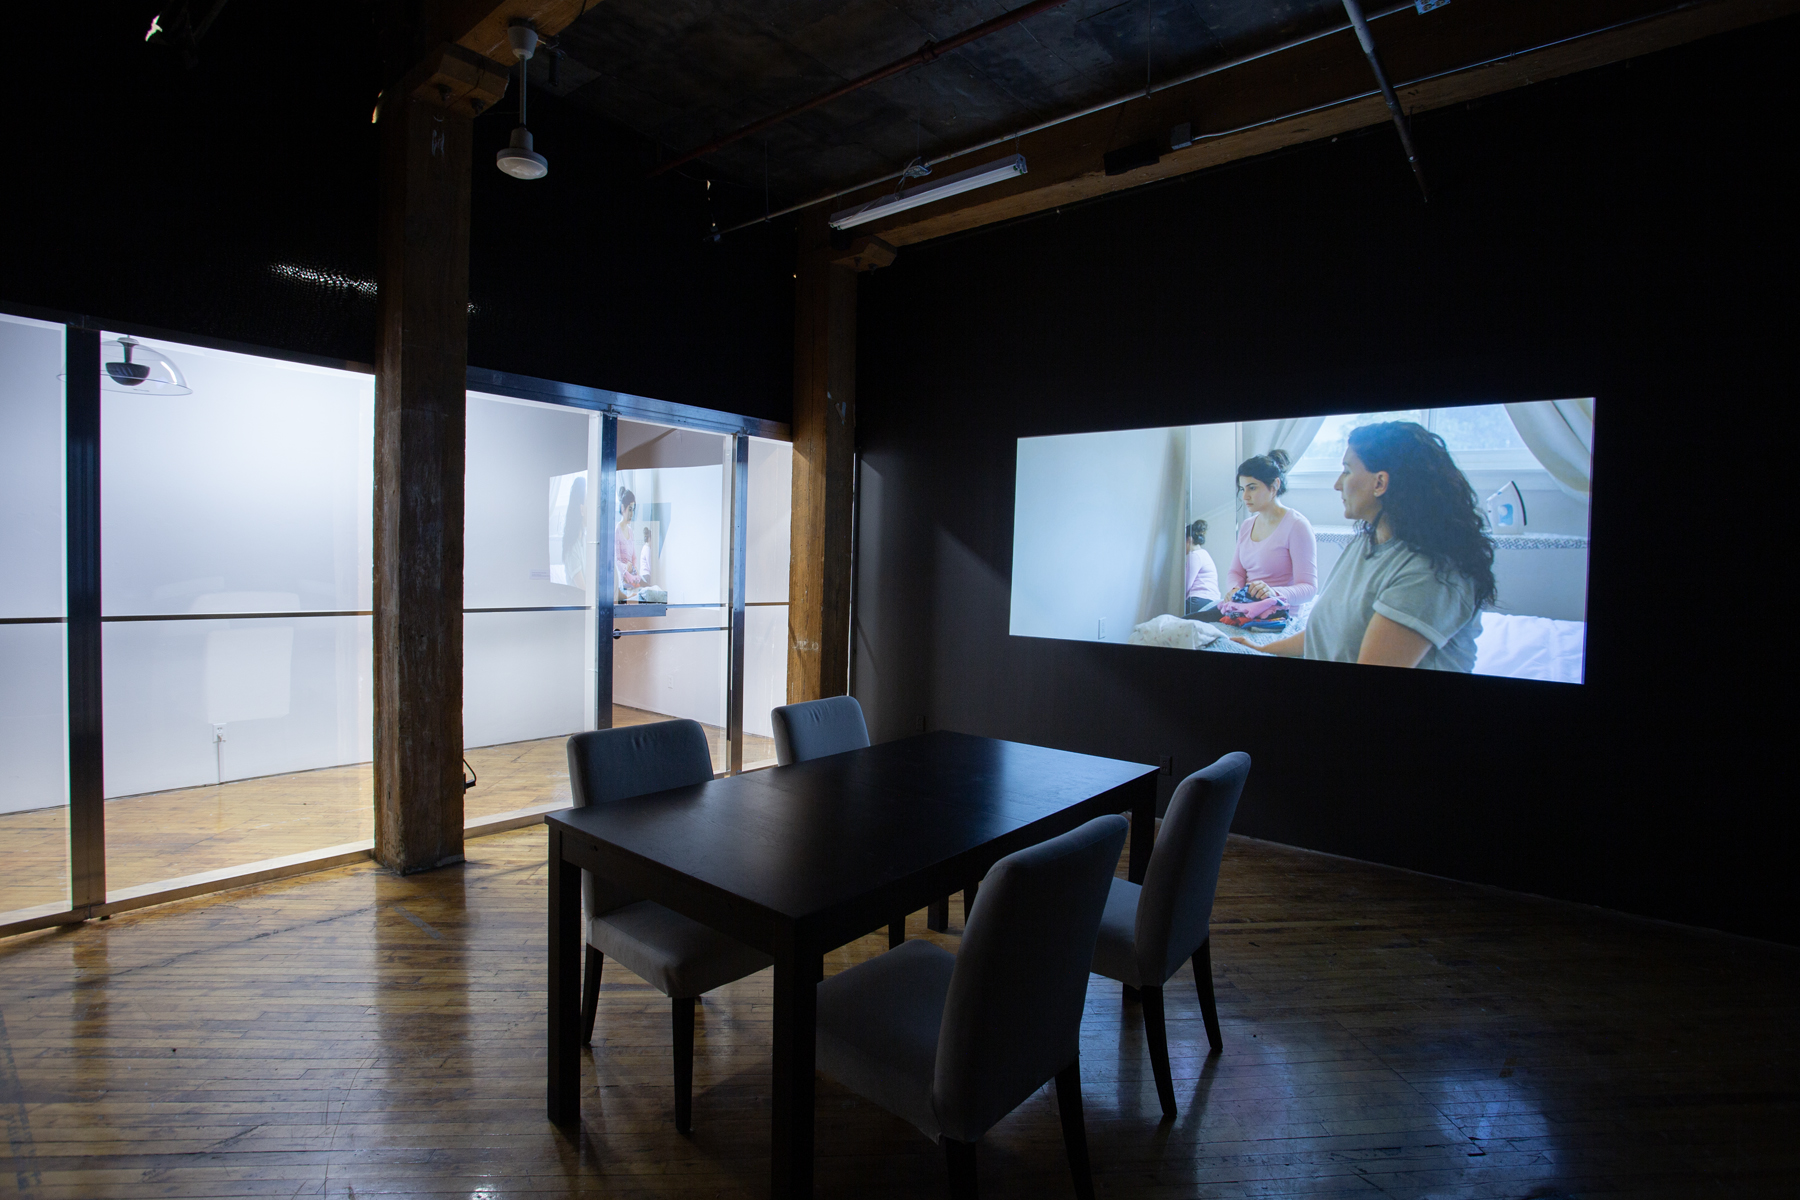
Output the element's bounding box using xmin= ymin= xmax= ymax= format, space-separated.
xmin=646 ymin=0 xmax=1079 ymax=179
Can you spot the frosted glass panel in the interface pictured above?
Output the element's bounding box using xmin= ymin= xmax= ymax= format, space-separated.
xmin=0 ymin=314 xmax=65 ymax=619
xmin=100 ymin=336 xmax=373 ymax=617
xmin=747 ymin=437 xmax=792 ymax=604
xmin=102 ymin=616 xmax=373 ymax=798
xmin=464 ymin=609 xmax=588 ymax=749
xmin=612 ymin=629 xmax=729 ymax=775
xmin=743 ymin=604 xmax=788 ymax=759
xmin=0 ymin=624 xmax=69 ymax=914
xmin=466 ymin=392 xmax=598 ymax=608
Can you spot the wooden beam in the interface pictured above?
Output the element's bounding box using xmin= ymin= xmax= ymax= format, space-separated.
xmin=836 ymin=0 xmax=1797 ymax=247
xmin=373 ymin=79 xmax=473 ymax=874
xmin=787 ymin=213 xmax=858 ymax=703
xmin=451 ymin=0 xmax=593 ymax=63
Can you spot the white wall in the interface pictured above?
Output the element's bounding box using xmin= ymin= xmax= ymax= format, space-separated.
xmin=1010 ymin=427 xmax=1187 ymax=642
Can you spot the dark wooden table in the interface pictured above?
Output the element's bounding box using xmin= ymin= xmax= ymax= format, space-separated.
xmin=545 ymin=729 xmax=1159 ymax=1198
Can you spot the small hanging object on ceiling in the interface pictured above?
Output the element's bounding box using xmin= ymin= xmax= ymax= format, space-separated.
xmin=102 ymin=337 xmax=192 ymax=396
xmin=496 ymin=18 xmax=549 ymax=180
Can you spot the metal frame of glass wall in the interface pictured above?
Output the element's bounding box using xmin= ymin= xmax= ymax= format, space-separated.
xmin=1 ymin=307 xmax=789 ymax=939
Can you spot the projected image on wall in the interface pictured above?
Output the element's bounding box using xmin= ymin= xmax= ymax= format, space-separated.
xmin=1009 ymin=401 xmax=1593 ymax=682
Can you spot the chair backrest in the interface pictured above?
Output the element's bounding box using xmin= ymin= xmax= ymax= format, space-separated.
xmin=1135 ymin=751 xmax=1250 ymax=985
xmin=932 ymin=813 xmax=1129 ymax=1144
xmin=566 ymin=720 xmax=715 ymax=915
xmin=770 ymin=695 xmax=870 ymax=765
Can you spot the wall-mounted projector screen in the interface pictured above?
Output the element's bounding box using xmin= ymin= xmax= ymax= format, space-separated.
xmin=1009 ymin=401 xmax=1593 ymax=683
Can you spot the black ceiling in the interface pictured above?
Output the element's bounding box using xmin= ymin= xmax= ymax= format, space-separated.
xmin=535 ymin=0 xmax=1356 ymax=210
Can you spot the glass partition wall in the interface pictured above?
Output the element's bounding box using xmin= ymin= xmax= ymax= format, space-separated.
xmin=0 ymin=314 xmax=71 ymax=917
xmin=1 ymin=320 xmax=791 ymax=935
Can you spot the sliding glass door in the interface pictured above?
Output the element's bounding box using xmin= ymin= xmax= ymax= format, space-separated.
xmin=463 ymin=392 xmax=601 ymax=820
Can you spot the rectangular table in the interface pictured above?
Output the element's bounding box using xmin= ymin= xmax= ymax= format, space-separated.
xmin=545 ymin=729 xmax=1158 ymax=1198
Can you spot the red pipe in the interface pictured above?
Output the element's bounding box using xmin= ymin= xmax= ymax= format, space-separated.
xmin=647 ymin=0 xmax=1078 ymax=178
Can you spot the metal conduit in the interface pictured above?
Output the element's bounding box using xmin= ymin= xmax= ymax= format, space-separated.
xmin=711 ymin=1 xmax=1415 ymax=238
xmin=713 ymin=0 xmax=1707 ymax=238
xmin=1341 ymin=0 xmax=1429 ymax=200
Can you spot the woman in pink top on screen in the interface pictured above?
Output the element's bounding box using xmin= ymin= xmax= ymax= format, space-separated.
xmin=1226 ymin=449 xmax=1318 ymax=605
xmin=615 ymin=486 xmax=645 ymax=594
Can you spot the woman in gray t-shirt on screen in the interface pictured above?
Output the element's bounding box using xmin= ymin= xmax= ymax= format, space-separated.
xmin=1235 ymin=421 xmax=1495 ymax=671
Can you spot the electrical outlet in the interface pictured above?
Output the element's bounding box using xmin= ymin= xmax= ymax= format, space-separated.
xmin=212 ymin=723 xmax=227 ymax=744
xmin=1158 ymin=754 xmax=1174 ymax=777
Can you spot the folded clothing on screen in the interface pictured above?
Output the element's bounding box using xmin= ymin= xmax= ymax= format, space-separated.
xmin=1129 ymin=614 xmax=1223 ymax=650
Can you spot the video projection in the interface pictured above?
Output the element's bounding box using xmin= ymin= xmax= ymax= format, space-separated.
xmin=1009 ymin=402 xmax=1593 ymax=683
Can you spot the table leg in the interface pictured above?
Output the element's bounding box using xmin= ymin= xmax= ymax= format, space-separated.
xmin=1128 ymin=775 xmax=1156 ymax=884
xmin=771 ymin=943 xmax=823 ymax=1199
xmin=547 ymin=827 xmax=582 ymax=1124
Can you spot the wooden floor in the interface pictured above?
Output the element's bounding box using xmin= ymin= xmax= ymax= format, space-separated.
xmin=0 ymin=708 xmax=776 ymax=914
xmin=2 ymin=830 xmax=1794 ymax=1199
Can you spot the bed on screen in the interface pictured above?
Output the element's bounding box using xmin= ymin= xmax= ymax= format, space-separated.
xmin=1127 ymin=611 xmax=1585 ymax=682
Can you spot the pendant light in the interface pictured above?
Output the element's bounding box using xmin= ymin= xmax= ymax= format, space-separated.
xmin=101 ymin=336 xmax=191 ymax=395
xmin=496 ymin=19 xmax=548 ymax=180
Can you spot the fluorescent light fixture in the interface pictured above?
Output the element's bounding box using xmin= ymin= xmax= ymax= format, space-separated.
xmin=829 ymin=154 xmax=1027 ymax=230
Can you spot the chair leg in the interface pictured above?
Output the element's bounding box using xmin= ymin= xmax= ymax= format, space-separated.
xmin=927 ymin=896 xmax=949 ymax=933
xmin=672 ymin=994 xmax=696 ymax=1133
xmin=1054 ymin=1060 xmax=1097 ymax=1200
xmin=942 ymin=1137 xmax=978 ymax=1200
xmin=889 ymin=918 xmax=906 ymax=948
xmin=580 ymin=945 xmax=602 ymax=1047
xmin=1122 ymin=983 xmax=1140 ymax=1002
xmin=1140 ymin=985 xmax=1177 ymax=1120
xmin=1193 ymin=937 xmax=1223 ymax=1052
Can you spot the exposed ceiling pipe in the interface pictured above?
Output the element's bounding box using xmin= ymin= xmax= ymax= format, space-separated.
xmin=647 ymin=0 xmax=1079 ymax=179
xmin=1341 ymin=0 xmax=1429 ymax=200
xmin=712 ymin=1 xmax=1415 ymax=237
xmin=711 ymin=0 xmax=1703 ymax=240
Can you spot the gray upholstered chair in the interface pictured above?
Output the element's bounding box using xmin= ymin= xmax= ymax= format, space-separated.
xmin=771 ymin=696 xmax=912 ymax=947
xmin=815 ymin=814 xmax=1128 ymax=1200
xmin=770 ymin=694 xmax=870 ymax=765
xmin=568 ymin=720 xmax=772 ymax=1133
xmin=1091 ymin=751 xmax=1249 ymax=1119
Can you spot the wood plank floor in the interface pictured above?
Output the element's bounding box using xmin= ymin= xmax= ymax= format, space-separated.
xmin=0 ymin=709 xmax=775 ymax=914
xmin=2 ymin=829 xmax=1794 ymax=1199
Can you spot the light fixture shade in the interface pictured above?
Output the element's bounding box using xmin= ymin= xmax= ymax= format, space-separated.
xmin=497 ymin=126 xmax=548 ymax=179
xmin=101 ymin=336 xmax=191 ymax=396
xmin=829 ymin=154 xmax=1027 ymax=230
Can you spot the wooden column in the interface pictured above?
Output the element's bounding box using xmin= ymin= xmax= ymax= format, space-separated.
xmin=786 ymin=214 xmax=861 ymax=703
xmin=374 ymin=82 xmax=474 ymax=874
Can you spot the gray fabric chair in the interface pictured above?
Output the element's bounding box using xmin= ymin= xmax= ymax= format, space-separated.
xmin=568 ymin=720 xmax=772 ymax=1133
xmin=770 ymin=694 xmax=870 ymax=766
xmin=771 ymin=696 xmax=911 ymax=948
xmin=772 ymin=695 xmax=967 ymax=944
xmin=816 ymin=814 xmax=1129 ymax=1200
xmin=1091 ymin=751 xmax=1249 ymax=1119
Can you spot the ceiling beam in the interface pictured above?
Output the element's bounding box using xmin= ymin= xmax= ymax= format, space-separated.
xmin=449 ymin=0 xmax=594 ymax=64
xmin=827 ymin=0 xmax=1796 ymax=248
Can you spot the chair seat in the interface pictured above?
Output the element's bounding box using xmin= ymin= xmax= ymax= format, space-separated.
xmin=816 ymin=938 xmax=957 ymax=1141
xmin=590 ymin=901 xmax=772 ymax=998
xmin=1091 ymin=878 xmax=1146 ymax=988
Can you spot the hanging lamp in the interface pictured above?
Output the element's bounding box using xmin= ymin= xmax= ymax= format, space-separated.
xmin=496 ymin=19 xmax=548 ymax=180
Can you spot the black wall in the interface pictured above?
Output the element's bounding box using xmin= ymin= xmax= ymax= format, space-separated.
xmin=5 ymin=2 xmax=794 ymax=422
xmin=854 ymin=20 xmax=1796 ymax=942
